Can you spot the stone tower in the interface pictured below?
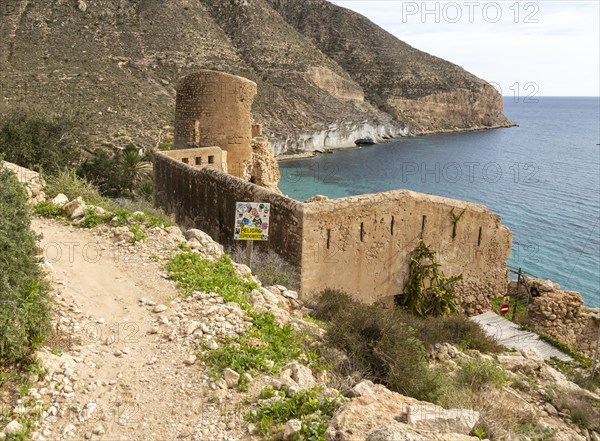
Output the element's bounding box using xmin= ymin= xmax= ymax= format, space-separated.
xmin=174 ymin=70 xmax=257 ymax=179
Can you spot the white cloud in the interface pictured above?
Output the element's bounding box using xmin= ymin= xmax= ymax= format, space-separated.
xmin=331 ymin=1 xmax=600 ymax=95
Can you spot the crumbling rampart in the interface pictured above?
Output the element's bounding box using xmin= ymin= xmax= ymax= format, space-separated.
xmin=154 ymin=151 xmax=512 ymax=310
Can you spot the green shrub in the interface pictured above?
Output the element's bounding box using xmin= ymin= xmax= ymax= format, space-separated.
xmin=473 ymin=427 xmax=487 ymax=440
xmin=456 ymin=359 xmax=510 ymax=391
xmin=128 ymin=224 xmax=147 ymax=243
xmin=0 ymin=110 xmax=89 ymax=174
xmin=44 ymin=169 xmax=107 ymax=206
xmin=310 ymin=288 xmax=355 ymax=323
xmin=316 ymin=291 xmax=444 ymax=402
xmin=313 ymin=290 xmax=502 ymax=405
xmin=246 ymin=386 xmax=346 ymax=440
xmin=0 ymin=167 xmax=52 ymax=367
xmin=167 ymin=252 xmax=320 ymax=375
xmin=259 ymin=386 xmax=277 ymax=400
xmin=78 ymin=145 xmax=152 ymax=198
xmin=78 ymin=208 xmax=111 ymax=229
xmin=398 ymin=242 xmax=461 ymax=317
xmin=32 ymin=201 xmax=66 ymax=219
xmin=107 ymin=197 xmax=173 ymax=227
xmin=414 ymin=313 xmax=503 ymax=353
xmin=157 ymin=136 xmax=174 ymax=151
xmin=314 ymin=290 xmax=501 ymax=354
xmin=512 ymin=423 xmax=556 ymax=440
xmin=77 ymin=148 xmax=127 ymax=196
xmin=203 ymin=312 xmax=314 ymax=375
xmin=134 ymin=179 xmax=154 ymax=202
xmin=166 ymin=252 xmax=257 ymax=302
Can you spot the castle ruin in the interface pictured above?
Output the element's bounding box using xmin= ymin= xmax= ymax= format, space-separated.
xmin=173 ymin=70 xmax=257 ymax=179
xmin=155 ymin=70 xmax=512 ymax=313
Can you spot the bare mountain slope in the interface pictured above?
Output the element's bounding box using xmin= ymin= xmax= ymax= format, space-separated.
xmin=0 ymin=0 xmax=510 ymax=152
xmin=200 ymin=0 xmax=395 ymax=149
xmin=267 ymin=0 xmax=512 ymax=134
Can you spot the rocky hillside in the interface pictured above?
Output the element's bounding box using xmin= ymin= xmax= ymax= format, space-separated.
xmin=268 ymin=0 xmax=512 ymax=135
xmin=0 ymin=0 xmax=511 ymax=153
xmin=2 ymin=162 xmax=599 ymax=441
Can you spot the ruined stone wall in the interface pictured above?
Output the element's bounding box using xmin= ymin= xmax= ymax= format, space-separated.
xmin=300 ymin=191 xmax=512 ymax=308
xmin=154 ymin=152 xmax=303 ymax=266
xmin=250 ymin=136 xmax=281 ymax=194
xmin=174 ymin=70 xmax=257 ymax=179
xmin=164 ymin=147 xmax=228 ymax=173
xmin=527 ymin=291 xmax=600 ymax=356
xmin=155 ymin=150 xmax=512 ymax=310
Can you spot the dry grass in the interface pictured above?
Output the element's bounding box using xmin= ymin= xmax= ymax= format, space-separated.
xmin=550 ymin=388 xmax=600 ymax=432
xmin=468 ymin=388 xmax=547 ymax=440
xmin=229 ymin=246 xmax=299 ymax=290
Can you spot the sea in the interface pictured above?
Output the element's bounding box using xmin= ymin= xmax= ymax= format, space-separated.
xmin=278 ymin=97 xmax=600 ymax=307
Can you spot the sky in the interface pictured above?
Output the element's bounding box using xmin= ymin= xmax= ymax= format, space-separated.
xmin=331 ymin=1 xmax=600 ymax=96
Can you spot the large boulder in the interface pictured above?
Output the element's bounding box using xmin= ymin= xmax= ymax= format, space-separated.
xmin=347 ymin=380 xmax=388 ymax=398
xmin=365 ymin=421 xmax=480 ymax=441
xmin=327 ymin=383 xmax=480 ymax=441
xmin=405 ymin=403 xmax=479 ymax=434
xmin=63 ymin=197 xmax=86 ymax=219
xmin=185 ymin=228 xmax=224 ymax=258
xmin=280 ymin=361 xmax=316 ymax=390
xmin=494 ymin=353 xmax=542 ymax=375
xmin=52 ymin=193 xmax=70 ymax=206
xmin=326 ymin=387 xmax=419 ymax=441
xmin=1 ymin=160 xmax=46 ymax=204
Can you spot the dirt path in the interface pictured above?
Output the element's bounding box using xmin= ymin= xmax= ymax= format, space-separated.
xmin=31 ymin=218 xmax=248 ymax=441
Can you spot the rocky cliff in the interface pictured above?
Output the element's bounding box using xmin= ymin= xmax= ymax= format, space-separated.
xmin=268 ymin=0 xmax=512 ymax=135
xmin=0 ymin=0 xmax=510 ymax=152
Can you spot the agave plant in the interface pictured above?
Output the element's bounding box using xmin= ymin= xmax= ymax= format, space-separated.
xmin=399 ymin=241 xmax=462 ymax=317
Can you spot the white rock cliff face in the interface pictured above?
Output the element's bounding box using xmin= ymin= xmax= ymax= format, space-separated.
xmin=270 ymin=122 xmax=410 ymax=154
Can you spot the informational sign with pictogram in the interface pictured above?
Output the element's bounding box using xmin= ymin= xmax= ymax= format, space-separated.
xmin=234 ymin=202 xmax=270 ymax=241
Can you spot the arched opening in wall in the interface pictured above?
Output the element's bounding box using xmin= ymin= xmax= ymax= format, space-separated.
xmin=194 ymin=120 xmax=201 ymax=144
xmin=477 ymin=227 xmax=483 ymax=246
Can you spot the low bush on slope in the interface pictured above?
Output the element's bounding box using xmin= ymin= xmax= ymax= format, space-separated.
xmin=0 ymin=166 xmax=52 ymax=368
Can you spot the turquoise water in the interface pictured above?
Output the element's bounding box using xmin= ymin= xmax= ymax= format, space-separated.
xmin=278 ymin=97 xmax=600 ymax=307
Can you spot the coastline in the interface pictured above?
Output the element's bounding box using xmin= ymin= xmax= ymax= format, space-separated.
xmin=275 ymin=121 xmax=517 ymax=162
xmin=276 ymin=151 xmax=318 ymax=161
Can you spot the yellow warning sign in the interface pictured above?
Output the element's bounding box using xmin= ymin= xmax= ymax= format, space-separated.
xmin=234 ymin=202 xmax=270 ymax=241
